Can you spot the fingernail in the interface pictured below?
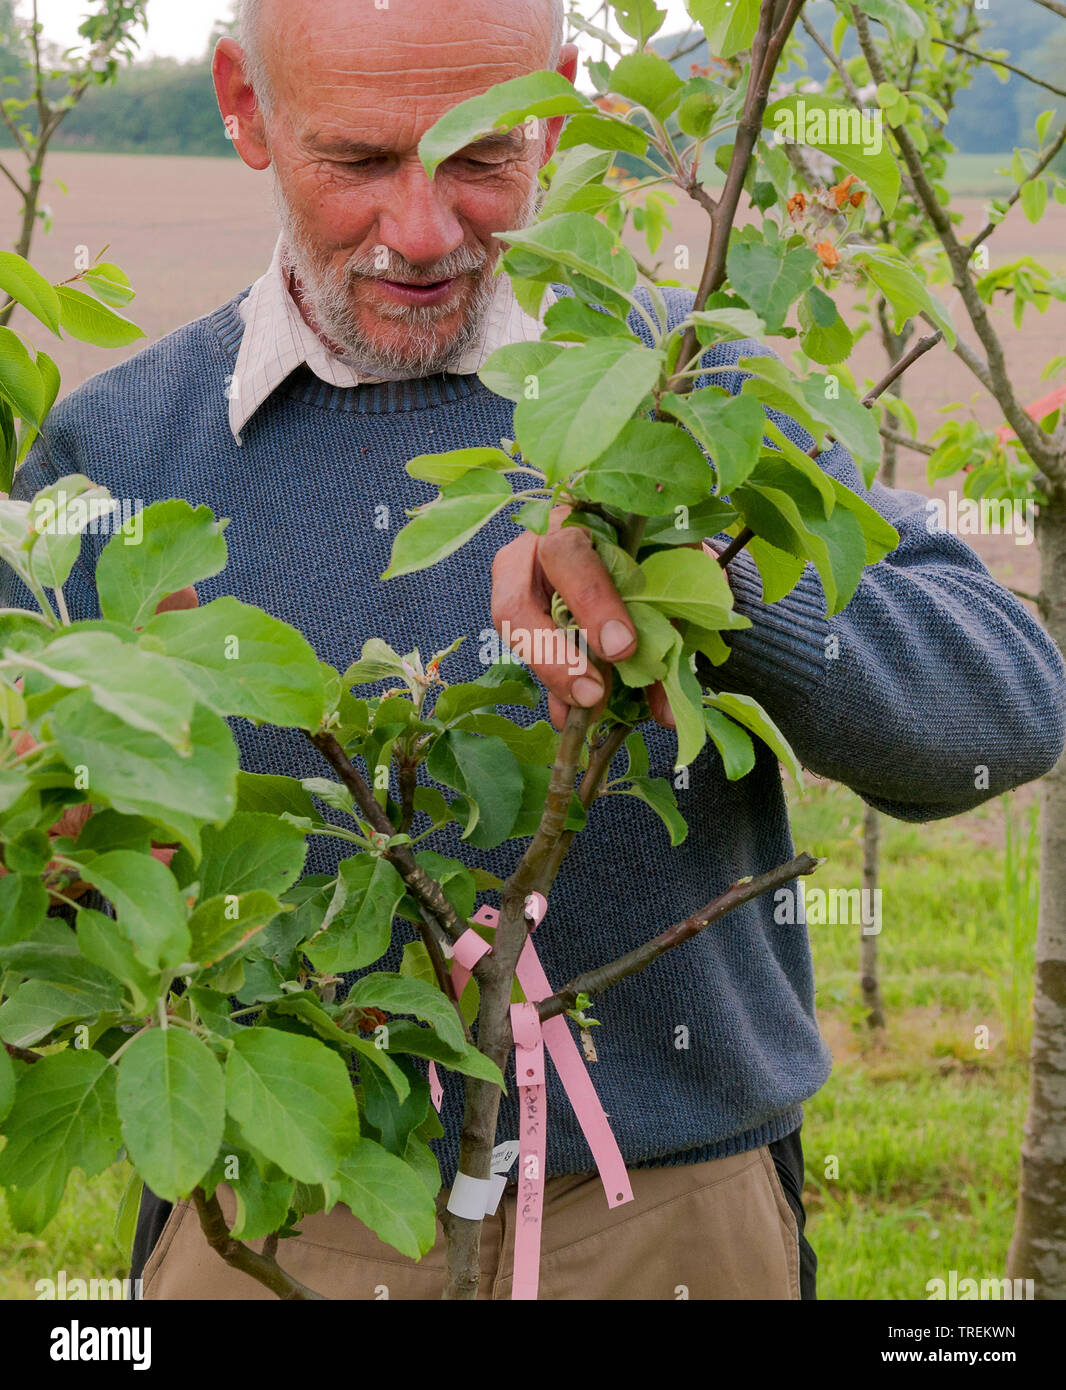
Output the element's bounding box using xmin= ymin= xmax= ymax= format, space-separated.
xmin=600 ymin=619 xmax=634 ymax=659
xmin=572 ymin=676 xmax=604 ymax=707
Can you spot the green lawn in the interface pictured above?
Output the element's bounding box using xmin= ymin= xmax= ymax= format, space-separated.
xmin=0 ymin=781 xmax=1039 ymax=1300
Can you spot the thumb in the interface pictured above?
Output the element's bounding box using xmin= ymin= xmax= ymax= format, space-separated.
xmin=153 ymin=586 xmax=200 ymax=616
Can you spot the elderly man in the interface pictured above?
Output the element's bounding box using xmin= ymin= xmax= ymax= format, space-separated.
xmin=5 ymin=0 xmax=1064 ymax=1301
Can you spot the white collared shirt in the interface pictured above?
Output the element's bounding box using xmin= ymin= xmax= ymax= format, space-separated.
xmin=229 ymin=236 xmax=553 ymax=444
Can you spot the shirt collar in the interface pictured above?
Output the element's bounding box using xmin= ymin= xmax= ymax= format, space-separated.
xmin=228 ymin=236 xmax=553 ymax=444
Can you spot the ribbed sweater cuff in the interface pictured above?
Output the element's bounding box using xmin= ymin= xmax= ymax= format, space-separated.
xmin=719 ymin=545 xmax=830 ymax=706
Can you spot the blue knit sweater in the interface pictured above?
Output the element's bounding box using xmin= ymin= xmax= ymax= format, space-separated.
xmin=5 ymin=286 xmax=1065 ymax=1185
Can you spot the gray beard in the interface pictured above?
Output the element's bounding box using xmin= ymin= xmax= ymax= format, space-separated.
xmin=274 ymin=180 xmax=537 ymax=377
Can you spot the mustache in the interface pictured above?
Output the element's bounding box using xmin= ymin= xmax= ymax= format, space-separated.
xmin=343 ymin=245 xmax=490 ymax=286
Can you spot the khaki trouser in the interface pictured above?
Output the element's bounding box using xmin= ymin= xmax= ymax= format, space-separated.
xmin=142 ymin=1146 xmax=801 ymax=1300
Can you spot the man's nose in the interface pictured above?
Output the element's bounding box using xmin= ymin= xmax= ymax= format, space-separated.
xmin=376 ymin=161 xmax=465 ymax=267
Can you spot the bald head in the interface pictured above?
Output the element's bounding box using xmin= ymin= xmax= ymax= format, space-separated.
xmin=239 ymin=0 xmax=565 ymax=117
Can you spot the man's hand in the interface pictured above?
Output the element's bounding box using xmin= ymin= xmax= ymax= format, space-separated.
xmin=2 ymin=585 xmax=201 ymax=903
xmin=491 ymin=509 xmax=677 ymax=732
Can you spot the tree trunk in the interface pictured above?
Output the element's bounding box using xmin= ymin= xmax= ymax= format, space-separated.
xmin=860 ymin=802 xmax=885 ymax=1030
xmin=1007 ymin=495 xmax=1066 ymax=1297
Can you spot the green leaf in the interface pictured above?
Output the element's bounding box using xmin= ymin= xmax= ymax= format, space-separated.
xmin=139 ymin=597 xmax=326 ymax=731
xmin=578 ymin=418 xmax=713 ymax=513
xmin=662 ymin=645 xmax=706 ymax=769
xmin=381 ymin=1020 xmax=505 ymax=1088
xmin=479 ymin=340 xmax=564 ymax=403
xmin=705 ymin=690 xmax=802 ymax=783
xmin=0 ymin=923 xmax=124 ymax=1009
xmin=1020 ymin=179 xmax=1048 ymax=226
xmin=55 ymin=285 xmax=144 ymax=347
xmin=406 ymin=446 xmax=517 ymax=486
xmin=434 ymin=670 xmax=539 ymax=724
xmin=51 ymin=693 xmax=238 ymax=860
xmin=0 ymin=1050 xmax=121 ymax=1233
xmin=0 ymin=252 xmax=61 ymax=333
xmin=616 ymin=776 xmax=688 ymax=845
xmin=0 ymin=978 xmax=105 ymax=1048
xmin=796 ymin=378 xmax=882 ymax=484
xmin=19 ymin=631 xmax=196 ymax=749
xmin=726 ymin=236 xmax=817 ymax=332
xmin=419 ymin=71 xmax=589 ymax=176
xmin=96 ymin=500 xmax=228 ymax=628
xmin=499 ymin=212 xmax=638 ymax=299
xmin=608 ymin=51 xmax=683 ymax=121
xmin=345 ymin=972 xmax=466 ymax=1054
xmin=229 ymin=1161 xmax=295 ymax=1241
xmin=331 ymin=1137 xmax=437 ymax=1258
xmin=384 ymin=469 xmax=513 ymax=579
xmin=306 ymin=855 xmax=404 ymax=975
xmin=854 ymin=0 xmax=925 ymax=42
xmin=75 ymin=907 xmax=160 ymax=1016
xmin=0 ymin=874 xmax=48 ymax=946
xmin=342 ymin=638 xmax=410 ymax=687
xmin=851 ymin=248 xmax=956 ymax=349
xmin=75 ymin=849 xmax=190 ymax=974
xmin=513 ymin=339 xmax=664 ymax=485
xmin=113 ymin=1168 xmax=144 ymax=1259
xmin=614 ymin=600 xmax=680 ymax=689
xmin=188 ymin=891 xmax=285 ymax=968
xmin=117 ymin=1028 xmax=224 ymax=1201
xmin=0 ymin=326 xmax=45 ymax=427
xmin=762 ymin=96 xmax=901 ymax=215
xmin=631 ymin=546 xmax=740 ymax=627
xmin=613 ymin=0 xmax=666 ymax=44
xmin=687 ymin=0 xmax=759 ymax=58
xmin=540 ymin=145 xmax=614 ymax=218
xmin=798 ymin=289 xmax=853 ymax=366
xmin=225 ymin=1028 xmax=360 ymax=1184
xmin=425 ymin=729 xmax=524 ymax=849
xmin=746 ymin=533 xmax=806 ymax=603
xmin=452 ymin=713 xmax=559 ymax=766
xmin=556 ymin=112 xmax=651 ymax=157
xmin=659 ymin=391 xmax=765 ymax=494
xmin=236 ymin=772 xmax=316 ymax=820
xmin=188 ymin=812 xmax=308 ymax=902
xmin=362 ymin=1056 xmax=430 ymax=1157
xmin=542 ymin=296 xmax=636 ymax=343
xmin=702 ymin=705 xmax=757 ymax=780
xmin=80 ymin=262 xmax=135 ymax=308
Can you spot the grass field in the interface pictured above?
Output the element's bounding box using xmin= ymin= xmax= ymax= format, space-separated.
xmin=0 ymin=778 xmax=1040 ymax=1300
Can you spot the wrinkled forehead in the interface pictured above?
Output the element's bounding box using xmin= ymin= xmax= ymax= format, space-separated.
xmin=263 ymin=0 xmax=557 ymax=148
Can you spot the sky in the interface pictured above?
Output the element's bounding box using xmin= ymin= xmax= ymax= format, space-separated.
xmin=30 ymin=0 xmax=702 ymax=64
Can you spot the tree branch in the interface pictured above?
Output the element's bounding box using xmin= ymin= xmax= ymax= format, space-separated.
xmin=933 ymin=39 xmax=1066 ymax=98
xmin=879 ymin=425 xmax=934 ymax=457
xmin=3 ymin=1041 xmax=43 ymax=1064
xmin=536 ymin=853 xmax=823 ymax=1021
xmin=191 ymin=1187 xmax=326 ymax=1300
xmin=850 ymin=4 xmax=1059 ymax=480
xmin=309 ymin=730 xmax=467 ymax=942
xmin=967 ymin=121 xmax=1066 ymax=253
xmin=1030 ymin=0 xmax=1066 ymax=20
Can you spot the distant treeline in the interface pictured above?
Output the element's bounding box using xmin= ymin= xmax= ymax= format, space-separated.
xmin=0 ymin=0 xmax=1060 ymax=160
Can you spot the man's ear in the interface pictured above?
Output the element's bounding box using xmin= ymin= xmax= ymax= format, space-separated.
xmin=213 ymin=36 xmax=271 ymax=172
xmin=541 ymin=42 xmax=580 ymax=166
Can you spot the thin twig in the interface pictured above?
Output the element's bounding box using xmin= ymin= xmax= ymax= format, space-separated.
xmin=536 ymin=853 xmax=823 ymax=1021
xmin=933 ymin=39 xmax=1066 ymax=97
xmin=191 ymin=1187 xmax=325 ymax=1300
